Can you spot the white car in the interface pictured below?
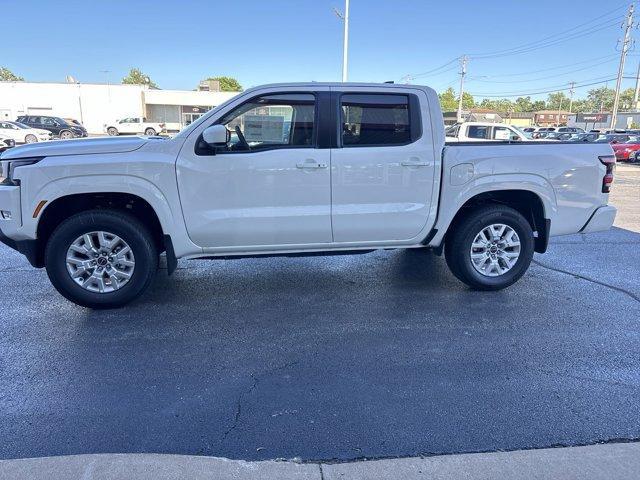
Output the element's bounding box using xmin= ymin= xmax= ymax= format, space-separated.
xmin=0 ymin=82 xmax=617 ymax=308
xmin=446 ymin=122 xmax=530 ymax=142
xmin=0 ymin=121 xmax=51 ymax=144
xmin=104 ymin=117 xmax=164 ymax=136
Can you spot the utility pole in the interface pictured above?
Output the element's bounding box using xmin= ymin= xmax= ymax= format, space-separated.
xmin=634 ymin=58 xmax=640 ymax=110
xmin=568 ymin=81 xmax=576 ymax=114
xmin=611 ymin=3 xmax=634 ymax=129
xmin=334 ymin=0 xmax=350 ymax=82
xmin=457 ymin=55 xmax=468 ymax=123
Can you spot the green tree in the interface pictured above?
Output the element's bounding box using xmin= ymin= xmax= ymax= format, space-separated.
xmin=438 ymin=87 xmax=457 ymax=111
xmin=619 ymin=87 xmax=636 ymax=111
xmin=531 ymin=100 xmax=546 ymax=111
xmin=546 ymin=92 xmax=570 ymax=111
xmin=514 ymin=96 xmax=533 ymax=112
xmin=122 ymin=68 xmax=158 ymax=88
xmin=460 ymin=91 xmax=475 ymax=109
xmin=586 ymin=87 xmax=614 ymax=112
xmin=0 ymin=67 xmax=24 ymax=81
xmin=205 ymin=76 xmax=243 ymax=92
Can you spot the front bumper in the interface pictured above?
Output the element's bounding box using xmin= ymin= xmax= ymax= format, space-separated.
xmin=580 ymin=205 xmax=617 ymax=233
xmin=0 ymin=184 xmax=41 ymax=267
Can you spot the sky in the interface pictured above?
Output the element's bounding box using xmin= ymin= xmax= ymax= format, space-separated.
xmin=2 ymin=0 xmax=637 ymax=100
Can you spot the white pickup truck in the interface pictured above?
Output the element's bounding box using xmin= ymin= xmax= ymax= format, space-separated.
xmin=446 ymin=122 xmax=530 ymax=142
xmin=104 ymin=117 xmax=164 ymax=136
xmin=0 ymin=82 xmax=617 ymax=308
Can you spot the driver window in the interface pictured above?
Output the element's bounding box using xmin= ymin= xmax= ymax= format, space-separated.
xmin=216 ymin=93 xmax=315 ymax=152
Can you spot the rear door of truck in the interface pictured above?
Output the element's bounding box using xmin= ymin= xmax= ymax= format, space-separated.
xmin=329 ymin=86 xmax=440 ymax=242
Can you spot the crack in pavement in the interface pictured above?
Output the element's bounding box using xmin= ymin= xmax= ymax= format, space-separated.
xmin=222 ymin=360 xmax=300 ymax=440
xmin=532 ymin=259 xmax=640 ymax=304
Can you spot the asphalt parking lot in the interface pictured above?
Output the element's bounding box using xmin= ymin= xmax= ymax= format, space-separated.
xmin=0 ymin=165 xmax=638 ymax=463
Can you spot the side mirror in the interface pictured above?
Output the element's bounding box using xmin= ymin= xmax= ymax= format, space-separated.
xmin=203 ymin=124 xmax=229 ymax=146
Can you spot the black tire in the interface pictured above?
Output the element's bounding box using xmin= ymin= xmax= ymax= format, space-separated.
xmin=59 ymin=130 xmax=73 ymax=139
xmin=25 ymin=134 xmax=37 ymax=143
xmin=44 ymin=210 xmax=158 ymax=308
xmin=107 ymin=127 xmax=119 ymax=136
xmin=444 ymin=205 xmax=535 ymax=291
xmin=144 ymin=128 xmax=156 ymax=136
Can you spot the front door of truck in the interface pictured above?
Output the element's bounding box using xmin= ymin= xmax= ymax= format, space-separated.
xmin=330 ymin=90 xmax=437 ymax=242
xmin=176 ymin=91 xmax=332 ymax=249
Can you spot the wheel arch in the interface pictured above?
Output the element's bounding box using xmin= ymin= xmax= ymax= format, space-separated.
xmin=31 ymin=186 xmax=174 ymax=268
xmin=431 ymin=178 xmax=555 ymax=254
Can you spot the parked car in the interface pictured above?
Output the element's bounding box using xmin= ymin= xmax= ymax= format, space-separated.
xmin=542 ymin=132 xmax=575 ymax=141
xmin=104 ymin=117 xmax=165 ymax=136
xmin=557 ymin=127 xmax=585 ymax=133
xmin=15 ymin=116 xmax=88 ymax=139
xmin=536 ymin=127 xmax=556 ymax=132
xmin=0 ymin=82 xmax=617 ymax=308
xmin=445 ymin=122 xmax=529 ymax=142
xmin=569 ymin=133 xmax=599 ymax=142
xmin=0 ymin=120 xmax=52 ymax=144
xmin=611 ymin=139 xmax=640 ymax=161
xmin=0 ymin=134 xmax=15 ymax=152
xmin=522 ymin=127 xmax=536 ymax=133
xmin=596 ymin=134 xmax=638 ymax=144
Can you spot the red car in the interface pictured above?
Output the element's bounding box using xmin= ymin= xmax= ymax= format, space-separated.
xmin=612 ymin=140 xmax=640 ymax=162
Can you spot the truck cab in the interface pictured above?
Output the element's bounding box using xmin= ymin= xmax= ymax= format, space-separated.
xmin=446 ymin=122 xmax=528 ymax=142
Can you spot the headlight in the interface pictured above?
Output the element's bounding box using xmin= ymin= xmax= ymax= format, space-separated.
xmin=0 ymin=157 xmax=43 ymax=186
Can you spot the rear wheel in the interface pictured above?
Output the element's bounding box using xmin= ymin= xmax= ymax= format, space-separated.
xmin=45 ymin=210 xmax=158 ymax=308
xmin=445 ymin=205 xmax=535 ymax=291
xmin=107 ymin=127 xmax=119 ymax=136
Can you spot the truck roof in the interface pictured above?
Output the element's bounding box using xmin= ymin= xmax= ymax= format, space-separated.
xmin=241 ymin=82 xmax=435 ymax=94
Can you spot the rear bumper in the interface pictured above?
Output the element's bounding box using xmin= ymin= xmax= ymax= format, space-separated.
xmin=580 ymin=205 xmax=617 ymax=233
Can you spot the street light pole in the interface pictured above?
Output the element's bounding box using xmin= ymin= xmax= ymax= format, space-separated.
xmin=334 ymin=0 xmax=350 ymax=82
xmin=342 ymin=0 xmax=349 ymax=82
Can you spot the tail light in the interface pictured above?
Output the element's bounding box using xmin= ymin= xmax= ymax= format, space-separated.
xmin=599 ymin=155 xmax=615 ymax=193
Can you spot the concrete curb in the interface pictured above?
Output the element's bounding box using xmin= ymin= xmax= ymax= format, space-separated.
xmin=1 ymin=442 xmax=639 ymax=480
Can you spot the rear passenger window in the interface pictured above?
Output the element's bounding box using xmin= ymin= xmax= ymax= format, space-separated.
xmin=467 ymin=126 xmax=490 ymax=139
xmin=341 ymin=94 xmax=412 ymax=147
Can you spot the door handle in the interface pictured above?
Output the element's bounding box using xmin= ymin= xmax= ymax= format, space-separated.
xmin=296 ymin=160 xmax=327 ymax=169
xmin=401 ymin=160 xmax=430 ymax=167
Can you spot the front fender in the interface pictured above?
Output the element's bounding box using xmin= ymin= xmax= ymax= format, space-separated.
xmin=428 ymin=173 xmax=557 ymax=247
xmin=23 ymin=174 xmax=176 ymax=239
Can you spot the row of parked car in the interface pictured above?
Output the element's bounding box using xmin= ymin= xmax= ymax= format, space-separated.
xmin=0 ymin=115 xmax=167 ymax=152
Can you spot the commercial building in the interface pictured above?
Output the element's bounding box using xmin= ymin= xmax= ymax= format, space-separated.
xmin=0 ymin=81 xmax=238 ymax=134
xmin=534 ymin=110 xmax=571 ymax=127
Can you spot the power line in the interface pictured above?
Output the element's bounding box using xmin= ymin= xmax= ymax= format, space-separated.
xmin=467 ymin=56 xmax=619 ymax=84
xmin=468 ymin=6 xmax=627 ymax=59
xmin=469 ymin=77 xmax=618 ymax=98
xmin=468 ymin=54 xmax=620 ymax=79
xmin=401 ymin=57 xmax=460 ymax=82
xmin=470 ymin=20 xmax=621 ymax=60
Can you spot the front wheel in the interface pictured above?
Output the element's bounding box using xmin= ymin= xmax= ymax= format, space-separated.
xmin=144 ymin=128 xmax=156 ymax=136
xmin=60 ymin=130 xmax=73 ymax=139
xmin=25 ymin=134 xmax=38 ymax=143
xmin=45 ymin=210 xmax=158 ymax=308
xmin=445 ymin=205 xmax=535 ymax=291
